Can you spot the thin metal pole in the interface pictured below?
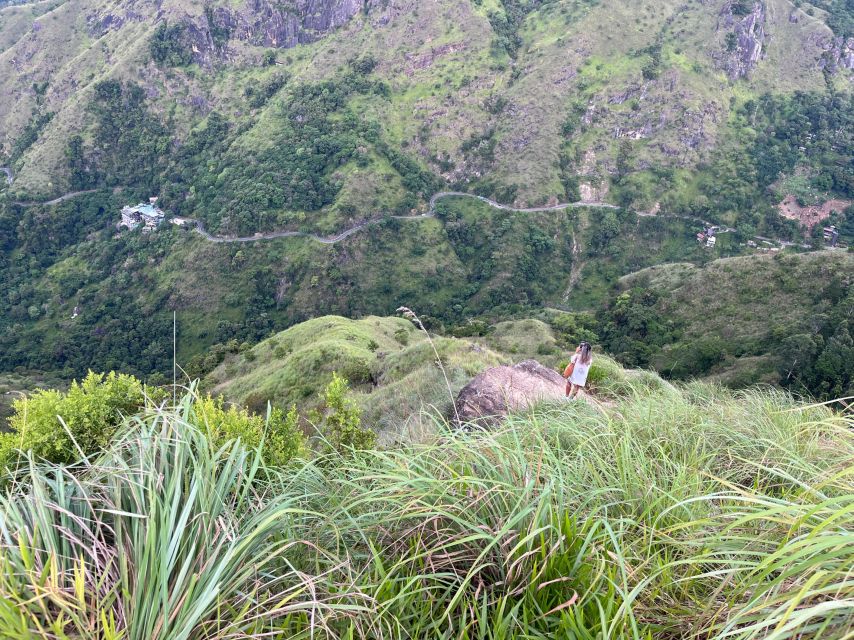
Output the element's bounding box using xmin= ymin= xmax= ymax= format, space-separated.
xmin=173 ymin=311 xmax=177 ymax=406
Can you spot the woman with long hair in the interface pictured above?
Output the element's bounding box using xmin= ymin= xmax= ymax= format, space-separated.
xmin=564 ymin=341 xmax=593 ymax=399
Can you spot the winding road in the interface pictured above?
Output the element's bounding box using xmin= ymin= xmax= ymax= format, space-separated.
xmin=13 ymin=189 xmax=99 ymax=206
xmin=5 ymin=184 xmax=816 ymax=249
xmin=427 ymin=191 xmax=619 ymax=213
xmin=187 ymin=192 xmax=618 ymax=245
xmin=6 ymin=184 xmax=619 ymax=244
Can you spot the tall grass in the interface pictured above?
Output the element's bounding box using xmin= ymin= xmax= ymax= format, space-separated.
xmin=1 ymin=377 xmax=852 ymax=639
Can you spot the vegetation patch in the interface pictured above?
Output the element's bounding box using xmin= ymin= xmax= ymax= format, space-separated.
xmin=603 ymin=252 xmax=854 ymax=399
xmin=2 ymin=368 xmax=852 ymax=638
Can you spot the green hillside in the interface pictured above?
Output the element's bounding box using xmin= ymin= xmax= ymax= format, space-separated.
xmin=2 ymin=2 xmax=853 ymax=633
xmin=203 ymin=314 xmax=579 ymax=436
xmin=601 ymin=250 xmax=854 ymax=397
xmin=0 ymin=188 xmax=735 ymax=379
xmin=1 ymin=0 xmax=852 ymax=393
xmin=1 ymin=0 xmax=851 ymax=217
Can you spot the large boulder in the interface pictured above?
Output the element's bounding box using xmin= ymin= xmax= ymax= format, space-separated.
xmin=454 ymin=359 xmax=565 ymax=425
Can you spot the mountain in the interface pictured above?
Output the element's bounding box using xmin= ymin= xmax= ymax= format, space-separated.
xmin=1 ymin=0 xmax=851 ymax=213
xmin=0 ymin=0 xmax=852 ymax=388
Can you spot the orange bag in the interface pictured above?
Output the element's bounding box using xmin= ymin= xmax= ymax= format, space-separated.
xmin=563 ymin=359 xmax=575 ymax=379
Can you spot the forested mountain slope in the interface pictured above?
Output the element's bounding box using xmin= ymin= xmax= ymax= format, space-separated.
xmin=0 ymin=0 xmax=852 ymax=385
xmin=1 ymin=0 xmax=851 ymax=222
xmin=601 ymin=251 xmax=854 ymax=398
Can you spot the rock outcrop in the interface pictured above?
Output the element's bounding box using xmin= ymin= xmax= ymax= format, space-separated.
xmin=822 ymin=36 xmax=854 ymax=73
xmin=718 ymin=1 xmax=766 ymax=80
xmin=454 ymin=360 xmax=566 ymax=426
xmin=186 ymin=0 xmax=377 ymax=65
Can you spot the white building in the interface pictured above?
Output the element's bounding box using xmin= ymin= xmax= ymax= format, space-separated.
xmin=120 ymin=198 xmax=165 ymax=231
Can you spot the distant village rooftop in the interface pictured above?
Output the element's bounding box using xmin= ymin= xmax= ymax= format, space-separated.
xmin=120 ymin=198 xmax=164 ymax=231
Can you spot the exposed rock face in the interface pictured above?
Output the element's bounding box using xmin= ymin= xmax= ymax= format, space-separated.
xmin=182 ymin=0 xmax=379 ymax=65
xmin=718 ymin=1 xmax=766 ymax=80
xmin=213 ymin=0 xmax=363 ymax=47
xmin=822 ymin=36 xmax=854 ymax=73
xmin=454 ymin=360 xmax=566 ymax=426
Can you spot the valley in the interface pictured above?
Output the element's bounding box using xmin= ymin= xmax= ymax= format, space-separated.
xmin=0 ymin=1 xmax=853 ymax=637
xmin=0 ymin=0 xmax=852 ymax=397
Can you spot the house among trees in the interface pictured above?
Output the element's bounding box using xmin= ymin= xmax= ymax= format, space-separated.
xmin=697 ymin=226 xmax=717 ymax=248
xmin=120 ymin=198 xmax=164 ymax=231
xmin=823 ymin=225 xmax=840 ymax=247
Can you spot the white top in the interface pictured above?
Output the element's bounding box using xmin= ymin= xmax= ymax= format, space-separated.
xmin=569 ymin=354 xmax=592 ymax=386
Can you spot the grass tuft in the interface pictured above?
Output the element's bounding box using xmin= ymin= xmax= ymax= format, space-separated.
xmin=1 ymin=376 xmax=852 ymax=638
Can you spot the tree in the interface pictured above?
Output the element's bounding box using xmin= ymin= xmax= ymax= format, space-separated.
xmin=812 ymin=327 xmax=854 ymax=398
xmin=65 ymin=134 xmax=92 ymax=189
xmin=149 ymin=22 xmax=193 ymax=67
xmin=262 ymin=50 xmax=277 ymax=66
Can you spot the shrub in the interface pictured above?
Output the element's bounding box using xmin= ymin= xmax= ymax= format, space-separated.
xmin=273 ymin=344 xmax=291 ymax=359
xmin=339 ymin=358 xmax=373 ymax=385
xmin=0 ymin=371 xmax=151 ymax=470
xmin=584 ymin=360 xmax=609 ymax=387
xmin=149 ymin=22 xmax=193 ymax=67
xmin=536 ymin=342 xmax=554 ymax=356
xmin=349 ymin=54 xmax=378 ymax=75
xmin=311 ymin=373 xmax=376 ymax=455
xmin=191 ymin=394 xmax=304 ymax=466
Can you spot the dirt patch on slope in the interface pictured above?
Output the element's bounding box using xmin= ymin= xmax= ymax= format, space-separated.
xmin=778 ymin=195 xmax=850 ymax=228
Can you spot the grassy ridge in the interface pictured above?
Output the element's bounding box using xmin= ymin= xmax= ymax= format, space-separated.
xmin=204 ymin=315 xmax=562 ymax=438
xmin=2 ymin=366 xmax=852 ymax=638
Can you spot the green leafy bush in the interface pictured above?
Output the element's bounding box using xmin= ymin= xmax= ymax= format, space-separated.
xmin=547 ymin=311 xmax=599 ymax=348
xmin=310 ymin=373 xmax=376 ymax=455
xmin=584 ymin=360 xmax=609 ymax=387
xmin=0 ymin=371 xmax=150 ymax=470
xmin=149 ymin=22 xmax=193 ymax=67
xmin=191 ymin=395 xmax=304 ymax=467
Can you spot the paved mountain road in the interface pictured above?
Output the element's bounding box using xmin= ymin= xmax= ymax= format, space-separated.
xmin=7 ymin=186 xmax=813 ymax=249
xmin=187 ymin=193 xmax=618 ymax=244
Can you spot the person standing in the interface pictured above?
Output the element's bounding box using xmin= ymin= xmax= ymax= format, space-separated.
xmin=564 ymin=342 xmax=593 ymax=399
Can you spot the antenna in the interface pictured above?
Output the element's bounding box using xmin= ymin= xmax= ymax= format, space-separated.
xmin=173 ymin=310 xmax=177 ymax=406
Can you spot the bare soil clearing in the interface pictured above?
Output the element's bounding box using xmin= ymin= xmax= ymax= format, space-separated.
xmin=778 ymin=195 xmax=850 ymax=228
